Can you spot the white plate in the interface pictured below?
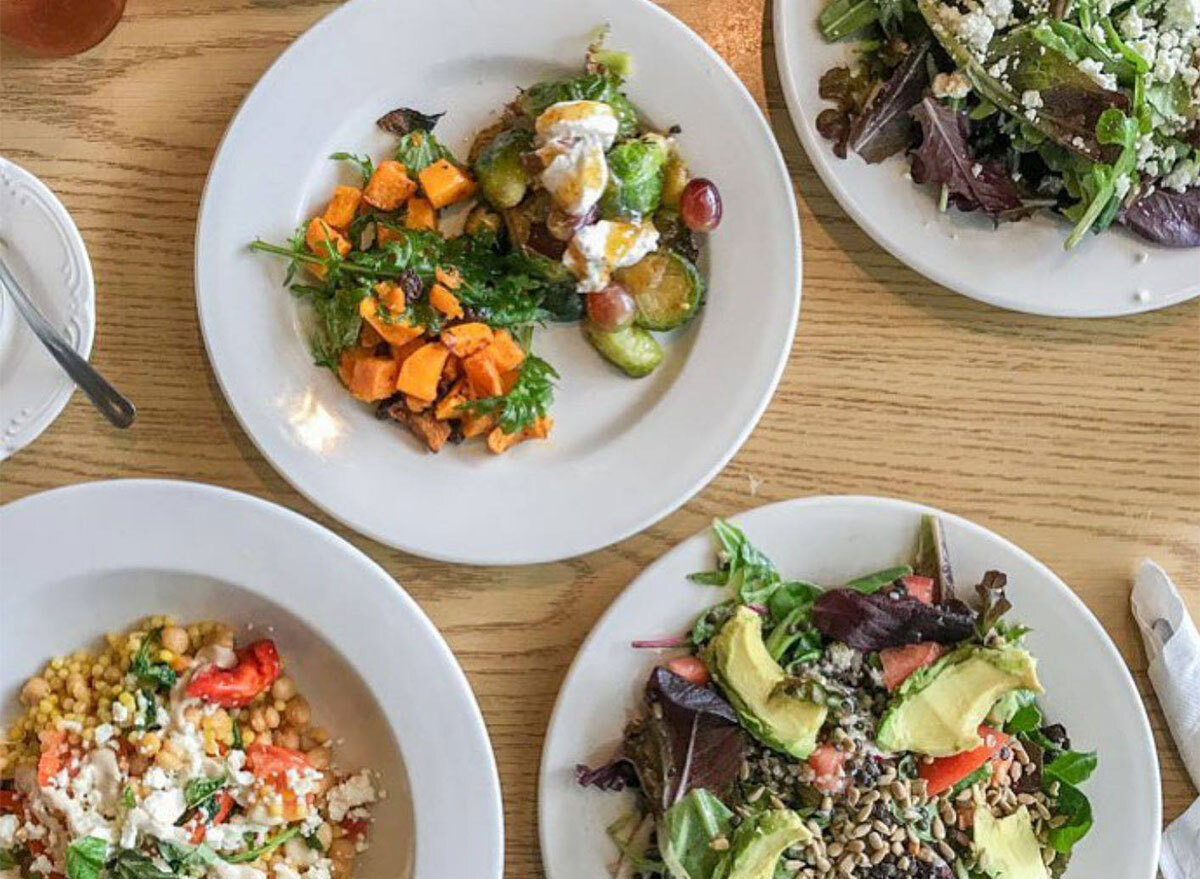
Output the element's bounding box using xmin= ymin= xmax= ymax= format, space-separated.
xmin=0 ymin=479 xmax=504 ymax=879
xmin=540 ymin=495 xmax=1161 ymax=878
xmin=0 ymin=158 xmax=95 ymax=459
xmin=773 ymin=2 xmax=1200 ymax=318
xmin=195 ymin=0 xmax=801 ymax=565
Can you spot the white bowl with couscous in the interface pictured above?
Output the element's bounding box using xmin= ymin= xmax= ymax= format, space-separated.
xmin=0 ymin=480 xmax=503 ymax=879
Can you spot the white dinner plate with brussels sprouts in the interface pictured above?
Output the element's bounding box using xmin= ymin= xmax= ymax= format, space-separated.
xmin=540 ymin=496 xmax=1161 ymax=879
xmin=774 ymin=0 xmax=1199 ymax=317
xmin=196 ymin=0 xmax=801 ymax=564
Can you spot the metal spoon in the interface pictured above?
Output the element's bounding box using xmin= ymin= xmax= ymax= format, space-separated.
xmin=0 ymin=251 xmax=135 ymax=428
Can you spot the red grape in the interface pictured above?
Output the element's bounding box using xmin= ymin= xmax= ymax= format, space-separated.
xmin=586 ymin=283 xmax=637 ymax=331
xmin=680 ymin=178 xmax=723 ymax=232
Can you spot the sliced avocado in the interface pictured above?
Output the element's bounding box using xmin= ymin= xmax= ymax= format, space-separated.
xmin=725 ymin=809 xmax=811 ymax=879
xmin=973 ymin=795 xmax=1051 ymax=879
xmin=706 ymin=607 xmax=827 ymax=759
xmin=876 ymin=645 xmax=1043 ymax=757
xmin=615 ymin=250 xmax=703 ymax=331
xmin=585 ymin=323 xmax=663 ymax=377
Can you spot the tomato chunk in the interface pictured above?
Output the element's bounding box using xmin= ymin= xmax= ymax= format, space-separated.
xmin=186 ymin=639 xmax=281 ymax=707
xmin=808 ymin=743 xmax=848 ymax=794
xmin=36 ymin=729 xmax=68 ymax=787
xmin=900 ymin=574 xmax=936 ymax=605
xmin=211 ymin=790 xmax=235 ymax=824
xmin=918 ymin=725 xmax=1010 ymax=795
xmin=0 ymin=790 xmax=25 ymax=814
xmin=247 ymin=743 xmax=311 ymax=780
xmin=879 ymin=642 xmax=946 ymax=692
xmin=665 ymin=656 xmax=711 ymax=686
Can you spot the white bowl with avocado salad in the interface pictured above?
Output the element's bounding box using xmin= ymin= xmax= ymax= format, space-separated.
xmin=539 ymin=496 xmax=1160 ymax=879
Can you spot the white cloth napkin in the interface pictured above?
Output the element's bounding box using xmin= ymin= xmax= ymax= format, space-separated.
xmin=1131 ymin=559 xmax=1200 ymax=879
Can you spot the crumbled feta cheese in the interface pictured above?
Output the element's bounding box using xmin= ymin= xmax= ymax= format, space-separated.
xmin=0 ymin=815 xmax=18 ymax=848
xmin=29 ymin=855 xmax=53 ymax=876
xmin=971 ymin=162 xmax=983 ymax=178
xmin=111 ymin=700 xmax=130 ymax=725
xmin=1021 ymin=89 xmax=1044 ymax=109
xmin=931 ymin=71 xmax=972 ymax=99
xmin=1162 ymin=157 xmax=1200 ymax=192
xmin=954 ymin=9 xmax=996 ymax=57
xmin=1077 ymin=57 xmax=1119 ymax=90
xmin=1164 ymin=0 xmax=1200 ymax=28
xmin=1120 ymin=6 xmax=1145 ymax=38
xmin=94 ymin=723 xmax=115 ymax=746
xmin=325 ymin=770 xmax=377 ymax=823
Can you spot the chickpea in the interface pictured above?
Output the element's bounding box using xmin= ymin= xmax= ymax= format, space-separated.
xmin=156 ymin=749 xmax=182 ymax=771
xmin=284 ymin=696 xmax=310 ymax=728
xmin=160 ymin=626 xmax=189 ymax=655
xmin=210 ymin=625 xmax=235 ymax=649
xmin=275 ymin=730 xmax=300 ymax=750
xmin=271 ymin=677 xmax=297 ymax=701
xmin=305 ymin=746 xmax=331 ymax=770
xmin=264 ymin=707 xmax=281 ymax=730
xmin=184 ymin=706 xmax=202 ymax=727
xmin=249 ymin=708 xmax=268 ymax=733
xmin=21 ymin=677 xmax=50 ymax=705
xmin=307 ymin=726 xmax=331 ymax=746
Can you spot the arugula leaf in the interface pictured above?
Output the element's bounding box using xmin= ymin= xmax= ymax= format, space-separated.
xmin=66 ymin=837 xmax=107 ymax=879
xmin=460 ymin=354 xmax=558 ymax=434
xmin=221 ymin=827 xmax=299 ymax=864
xmin=107 ymin=849 xmax=177 ymax=879
xmin=996 ymin=691 xmax=1041 ymax=732
xmin=847 ymin=565 xmax=912 ymax=594
xmin=122 ymin=785 xmax=136 ymax=809
xmin=393 ymin=130 xmax=455 ymax=174
xmin=329 ymin=152 xmax=374 ymax=186
xmin=659 ymin=789 xmax=734 ymax=879
xmin=175 ymin=774 xmax=227 ymax=826
xmin=130 ymin=628 xmax=177 ymax=692
xmin=1044 ymin=750 xmax=1097 ymax=786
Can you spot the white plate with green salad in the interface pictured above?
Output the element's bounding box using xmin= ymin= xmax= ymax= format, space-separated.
xmin=775 ymin=0 xmax=1199 ymax=317
xmin=540 ymin=496 xmax=1160 ymax=879
xmin=195 ymin=0 xmax=800 ymax=564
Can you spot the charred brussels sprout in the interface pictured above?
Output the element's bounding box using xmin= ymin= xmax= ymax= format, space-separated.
xmin=473 ymin=127 xmax=534 ymax=210
xmin=600 ymin=134 xmax=670 ymax=219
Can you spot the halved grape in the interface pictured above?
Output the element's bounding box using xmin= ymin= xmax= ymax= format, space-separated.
xmin=680 ymin=178 xmax=723 ymax=232
xmin=585 ymin=282 xmax=637 ymax=332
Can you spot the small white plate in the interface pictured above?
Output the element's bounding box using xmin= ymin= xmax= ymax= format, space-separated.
xmin=773 ymin=1 xmax=1200 ymax=318
xmin=195 ymin=0 xmax=801 ymax=565
xmin=0 ymin=158 xmax=95 ymax=458
xmin=539 ymin=495 xmax=1161 ymax=879
xmin=0 ymin=479 xmax=504 ymax=879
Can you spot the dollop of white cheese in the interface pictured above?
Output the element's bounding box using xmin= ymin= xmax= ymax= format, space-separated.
xmin=534 ymin=100 xmax=619 ymax=216
xmin=325 ymin=770 xmax=377 ymax=823
xmin=563 ymin=220 xmax=660 ymax=293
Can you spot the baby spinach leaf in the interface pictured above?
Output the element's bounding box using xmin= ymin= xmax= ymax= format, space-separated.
xmin=1000 ymin=693 xmax=1042 ymax=733
xmin=660 ymin=789 xmax=734 ymax=879
xmin=66 ymin=837 xmax=107 ymax=879
xmin=1046 ymin=782 xmax=1093 ymax=852
xmin=1044 ymin=750 xmax=1097 ymax=786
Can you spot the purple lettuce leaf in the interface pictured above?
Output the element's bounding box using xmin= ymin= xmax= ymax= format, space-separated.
xmin=812 ymin=588 xmax=975 ymax=651
xmin=909 ymin=98 xmax=1024 ymax=216
xmin=1121 ymin=186 xmax=1200 ymax=247
xmin=622 ymin=667 xmax=747 ymax=814
xmin=849 ymin=35 xmax=933 ymax=164
xmin=575 ymin=758 xmax=638 ymax=792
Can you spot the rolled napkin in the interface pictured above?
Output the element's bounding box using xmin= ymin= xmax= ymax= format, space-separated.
xmin=1131 ymin=559 xmax=1200 ymax=879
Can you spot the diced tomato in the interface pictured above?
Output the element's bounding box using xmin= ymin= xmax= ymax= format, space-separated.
xmin=340 ymin=817 xmax=370 ymax=841
xmin=900 ymin=574 xmax=936 ymax=605
xmin=808 ymin=743 xmax=848 ymax=794
xmin=247 ymin=743 xmax=311 ymax=780
xmin=211 ymin=790 xmax=235 ymax=824
xmin=918 ymin=725 xmax=1010 ymax=795
xmin=0 ymin=789 xmax=23 ymax=813
xmin=665 ymin=656 xmax=711 ymax=686
xmin=36 ymin=729 xmax=68 ymax=787
xmin=186 ymin=639 xmax=281 ymax=707
xmin=879 ymin=642 xmax=946 ymax=692
xmin=190 ymin=823 xmax=207 ymax=845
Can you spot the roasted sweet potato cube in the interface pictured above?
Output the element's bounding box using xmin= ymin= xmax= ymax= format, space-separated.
xmin=359 ymin=296 xmax=423 ymax=347
xmin=337 ymin=348 xmax=371 ymax=388
xmin=373 ymin=280 xmax=408 ymax=312
xmin=348 ymin=356 xmax=399 ymax=402
xmin=306 ymin=217 xmax=351 ymax=257
xmin=442 ymin=353 xmax=461 ymax=383
xmin=429 ymin=283 xmax=464 ymax=319
xmin=390 ymin=336 xmax=427 ymax=367
xmin=434 ymin=378 xmax=469 ymax=421
xmin=405 ymin=394 xmax=431 ymax=413
xmin=460 ymin=410 xmax=496 ymax=438
xmin=440 ymin=322 xmax=493 ymax=357
xmin=435 ymin=266 xmax=462 ymax=289
xmin=363 ymin=160 xmax=416 ymax=211
xmin=358 ymin=321 xmax=384 ymax=348
xmin=377 ymin=223 xmax=403 ymax=246
xmin=464 ymin=351 xmax=504 ymax=398
xmin=405 ymin=197 xmax=437 ymax=230
xmin=395 ymin=342 xmax=450 ymax=402
xmin=524 ymin=416 xmax=553 ymax=439
xmin=322 ymin=185 xmax=363 ymax=229
xmin=484 ymin=329 xmax=526 ymax=372
xmin=486 ymin=425 xmax=526 ymax=454
xmin=418 ymin=159 xmax=476 ymax=208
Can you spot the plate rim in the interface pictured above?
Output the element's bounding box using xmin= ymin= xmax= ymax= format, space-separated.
xmin=193 ymin=0 xmax=802 ymax=565
xmin=0 ymin=478 xmax=505 ymax=879
xmin=0 ymin=157 xmax=96 ymax=460
xmin=770 ymin=0 xmax=1199 ymax=319
xmin=537 ymin=493 xmax=1163 ymax=878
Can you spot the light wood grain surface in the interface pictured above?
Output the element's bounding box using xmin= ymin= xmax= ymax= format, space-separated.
xmin=2 ymin=1 xmax=1197 ymax=875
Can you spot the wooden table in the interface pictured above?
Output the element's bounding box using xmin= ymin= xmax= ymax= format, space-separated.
xmin=2 ymin=1 xmax=1197 ymax=874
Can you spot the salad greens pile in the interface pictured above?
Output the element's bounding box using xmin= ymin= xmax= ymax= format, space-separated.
xmin=579 ymin=517 xmax=1099 ymax=879
xmin=816 ymin=0 xmax=1200 ymax=248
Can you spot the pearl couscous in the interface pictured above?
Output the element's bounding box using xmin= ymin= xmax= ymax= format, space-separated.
xmin=0 ymin=619 xmax=380 ymax=879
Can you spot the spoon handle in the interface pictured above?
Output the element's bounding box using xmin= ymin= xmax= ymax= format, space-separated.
xmin=0 ymin=256 xmax=136 ymax=429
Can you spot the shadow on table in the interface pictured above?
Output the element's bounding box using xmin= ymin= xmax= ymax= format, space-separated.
xmin=755 ymin=0 xmax=1198 ymax=344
